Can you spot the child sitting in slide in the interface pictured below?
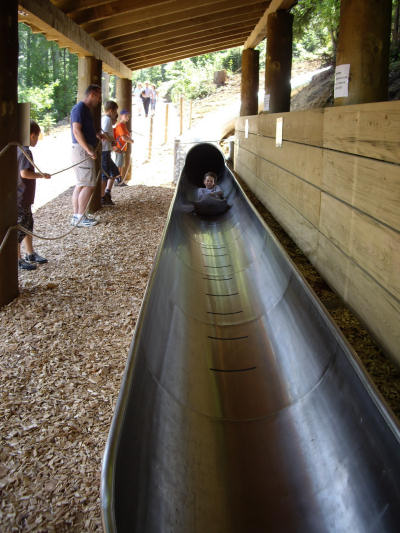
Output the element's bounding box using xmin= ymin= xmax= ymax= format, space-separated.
xmin=197 ymin=172 xmax=223 ymax=200
xmin=194 ymin=172 xmax=228 ymax=215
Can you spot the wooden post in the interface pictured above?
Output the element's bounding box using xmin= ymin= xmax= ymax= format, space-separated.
xmin=335 ymin=0 xmax=392 ymax=106
xmin=164 ymin=103 xmax=169 ymax=144
xmin=173 ymin=139 xmax=180 ymax=183
xmin=18 ymin=103 xmax=31 ymax=147
xmin=116 ymin=77 xmax=132 ymax=182
xmin=189 ymin=101 xmax=193 ymax=129
xmin=240 ymin=48 xmax=259 ymax=116
xmin=148 ymin=116 xmax=154 ymax=161
xmin=265 ymin=10 xmax=293 ymax=113
xmin=77 ymin=56 xmax=102 ymax=212
xmin=0 ymin=0 xmax=18 ymax=306
xmin=179 ymin=96 xmax=183 ymax=136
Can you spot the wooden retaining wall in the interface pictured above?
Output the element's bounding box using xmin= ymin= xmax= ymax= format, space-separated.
xmin=235 ymin=101 xmax=400 ymax=363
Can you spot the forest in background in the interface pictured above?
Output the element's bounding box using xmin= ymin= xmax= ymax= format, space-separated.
xmin=18 ymin=23 xmax=78 ymax=132
xmin=17 ymin=0 xmax=400 ymax=131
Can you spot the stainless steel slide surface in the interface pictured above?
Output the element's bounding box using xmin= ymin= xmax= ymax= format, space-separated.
xmin=101 ymin=143 xmax=400 ymax=532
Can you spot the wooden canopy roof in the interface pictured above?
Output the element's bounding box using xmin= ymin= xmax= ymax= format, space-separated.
xmin=18 ymin=0 xmax=296 ymax=77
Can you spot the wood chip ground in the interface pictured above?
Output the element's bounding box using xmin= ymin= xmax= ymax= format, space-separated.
xmin=0 ymin=183 xmax=174 ymax=532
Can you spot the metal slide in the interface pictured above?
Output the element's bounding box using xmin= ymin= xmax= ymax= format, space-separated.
xmin=101 ymin=143 xmax=400 ymax=533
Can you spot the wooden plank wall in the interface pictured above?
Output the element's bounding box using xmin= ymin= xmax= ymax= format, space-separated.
xmin=234 ymin=101 xmax=400 ymax=363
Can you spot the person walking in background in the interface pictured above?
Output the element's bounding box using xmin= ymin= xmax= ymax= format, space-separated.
xmin=150 ymin=84 xmax=158 ymax=115
xmin=133 ymin=82 xmax=143 ymax=116
xmin=17 ymin=120 xmax=51 ymax=270
xmin=70 ymin=84 xmax=103 ymax=227
xmin=141 ymin=81 xmax=152 ymax=117
xmin=101 ymin=100 xmax=120 ymax=205
xmin=113 ymin=109 xmax=134 ymax=186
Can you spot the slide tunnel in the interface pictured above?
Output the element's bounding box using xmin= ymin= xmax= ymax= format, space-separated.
xmin=101 ymin=143 xmax=400 ymax=532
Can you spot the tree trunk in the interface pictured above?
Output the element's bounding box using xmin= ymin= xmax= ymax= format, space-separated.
xmin=392 ymin=0 xmax=400 ymax=53
xmin=330 ymin=28 xmax=337 ymax=59
xmin=26 ymin=30 xmax=31 ymax=86
xmin=51 ymin=43 xmax=59 ymax=82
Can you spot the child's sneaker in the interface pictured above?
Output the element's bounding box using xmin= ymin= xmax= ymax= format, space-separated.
xmin=25 ymin=252 xmax=48 ymax=264
xmin=18 ymin=259 xmax=37 ymax=271
xmin=101 ymin=193 xmax=115 ymax=206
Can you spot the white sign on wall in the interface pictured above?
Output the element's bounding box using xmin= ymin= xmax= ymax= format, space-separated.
xmin=334 ymin=64 xmax=350 ymax=98
xmin=264 ymin=94 xmax=270 ymax=111
xmin=276 ymin=117 xmax=283 ymax=148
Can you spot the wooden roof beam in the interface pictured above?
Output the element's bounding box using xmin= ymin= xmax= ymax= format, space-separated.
xmin=82 ymin=0 xmax=266 ymax=34
xmin=52 ymin=0 xmax=111 ymax=15
xmin=55 ymin=0 xmax=171 ymax=21
xmin=108 ymin=14 xmax=261 ymax=54
xmin=132 ymin=38 xmax=245 ymax=64
xmin=244 ymin=0 xmax=296 ymax=48
xmin=118 ymin=28 xmax=251 ymax=60
xmin=117 ymin=26 xmax=254 ymax=60
xmin=100 ymin=4 xmax=267 ymax=47
xmin=92 ymin=0 xmax=268 ymax=42
xmin=74 ymin=0 xmax=196 ymax=26
xmin=128 ymin=41 xmax=245 ymax=70
xmin=119 ymin=33 xmax=249 ymax=63
xmin=19 ymin=0 xmax=132 ymax=78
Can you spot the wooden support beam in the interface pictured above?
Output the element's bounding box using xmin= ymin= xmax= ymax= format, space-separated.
xmin=95 ymin=1 xmax=267 ymax=44
xmin=106 ymin=12 xmax=262 ymax=52
xmin=116 ymin=77 xmax=132 ymax=183
xmin=0 ymin=0 xmax=19 ymax=306
xmin=265 ymin=10 xmax=293 ymax=113
xmin=19 ymin=0 xmax=131 ymax=78
xmin=244 ymin=0 xmax=296 ymax=49
xmin=240 ymin=48 xmax=259 ymax=116
xmin=335 ymin=0 xmax=392 ymax=106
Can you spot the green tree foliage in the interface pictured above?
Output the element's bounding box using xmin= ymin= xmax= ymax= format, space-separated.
xmin=293 ymin=0 xmax=399 ymax=63
xmin=292 ymin=0 xmax=340 ymax=62
xmin=18 ymin=23 xmax=78 ymax=130
xmin=132 ymin=46 xmax=244 ymax=102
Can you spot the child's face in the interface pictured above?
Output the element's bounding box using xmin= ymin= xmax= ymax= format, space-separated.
xmin=108 ymin=108 xmax=118 ymax=121
xmin=30 ymin=132 xmax=40 ymax=147
xmin=204 ymin=175 xmax=215 ymax=189
xmin=121 ymin=113 xmax=130 ymax=123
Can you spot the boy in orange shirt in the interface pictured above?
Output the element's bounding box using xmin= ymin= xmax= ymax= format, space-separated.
xmin=113 ymin=109 xmax=134 ymax=185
